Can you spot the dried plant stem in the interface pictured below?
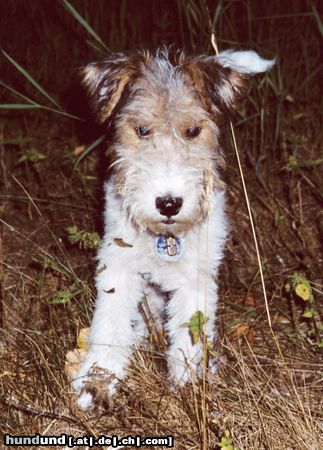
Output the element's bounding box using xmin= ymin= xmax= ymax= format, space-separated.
xmin=228 ymin=121 xmax=272 ymax=329
xmin=209 ymin=39 xmax=308 ymax=419
xmin=211 ymin=32 xmax=272 ymax=329
xmin=0 ymin=394 xmax=77 ymax=423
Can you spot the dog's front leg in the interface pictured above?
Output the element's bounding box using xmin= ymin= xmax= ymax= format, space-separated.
xmin=73 ymin=266 xmax=143 ymax=409
xmin=166 ymin=280 xmax=218 ymax=385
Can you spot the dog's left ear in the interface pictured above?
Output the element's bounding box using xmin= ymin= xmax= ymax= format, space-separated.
xmin=186 ymin=50 xmax=275 ymax=115
xmin=215 ymin=50 xmax=275 ymax=112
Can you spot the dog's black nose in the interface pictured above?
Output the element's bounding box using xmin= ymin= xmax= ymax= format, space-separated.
xmin=156 ymin=196 xmax=183 ymax=217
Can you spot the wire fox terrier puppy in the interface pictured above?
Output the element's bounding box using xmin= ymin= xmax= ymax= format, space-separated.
xmin=72 ymin=48 xmax=274 ymax=409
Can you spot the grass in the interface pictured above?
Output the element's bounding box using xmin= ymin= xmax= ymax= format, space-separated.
xmin=0 ymin=1 xmax=322 ymax=448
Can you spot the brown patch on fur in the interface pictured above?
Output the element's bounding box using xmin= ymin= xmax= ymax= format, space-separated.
xmin=80 ymin=364 xmax=115 ymax=410
xmin=100 ymin=72 xmax=132 ymax=122
xmin=181 ymin=56 xmax=248 ymax=116
xmin=181 ymin=60 xmax=217 ymax=115
xmin=111 ymin=65 xmax=225 ymax=179
xmin=141 ymin=48 xmax=186 ymax=67
xmin=227 ymin=70 xmax=249 ymax=104
xmin=83 ymin=49 xmax=253 ymax=183
xmin=82 ymin=49 xmax=250 ymax=127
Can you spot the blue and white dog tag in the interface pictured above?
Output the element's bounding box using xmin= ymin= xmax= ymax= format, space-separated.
xmin=155 ymin=235 xmax=185 ymax=262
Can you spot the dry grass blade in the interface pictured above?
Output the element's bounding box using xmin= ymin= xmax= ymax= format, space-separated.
xmin=228 ymin=121 xmax=273 ymax=329
xmin=210 ymin=32 xmax=273 ymax=331
xmin=215 ymin=340 xmax=323 ymax=449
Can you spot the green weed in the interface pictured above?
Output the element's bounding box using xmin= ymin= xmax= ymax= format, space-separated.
xmin=17 ymin=148 xmax=46 ymax=165
xmin=181 ymin=310 xmax=209 ymax=345
xmin=285 ymin=273 xmax=323 ymax=348
xmin=66 ymin=225 xmax=101 ymax=249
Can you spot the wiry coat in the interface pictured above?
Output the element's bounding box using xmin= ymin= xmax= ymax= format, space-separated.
xmin=72 ymin=48 xmax=274 ymax=410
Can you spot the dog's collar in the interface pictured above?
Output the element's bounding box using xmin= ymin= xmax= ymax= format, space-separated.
xmin=155 ymin=235 xmax=185 ymax=262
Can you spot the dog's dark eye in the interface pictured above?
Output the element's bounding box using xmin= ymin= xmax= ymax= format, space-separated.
xmin=136 ymin=125 xmax=151 ymax=138
xmin=186 ymin=126 xmax=201 ymax=138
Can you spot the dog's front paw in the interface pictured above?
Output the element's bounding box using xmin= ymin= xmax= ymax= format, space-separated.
xmin=73 ymin=363 xmax=117 ymax=411
xmin=77 ymin=385 xmax=115 ymax=411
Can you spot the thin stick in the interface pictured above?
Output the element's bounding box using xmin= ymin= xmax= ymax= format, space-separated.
xmin=228 ymin=121 xmax=272 ymax=328
xmin=211 ymin=32 xmax=272 ymax=329
xmin=0 ymin=394 xmax=77 ymax=423
xmin=211 ymin=26 xmax=311 ymax=435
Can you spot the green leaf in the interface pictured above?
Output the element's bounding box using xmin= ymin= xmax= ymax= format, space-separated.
xmin=43 ymin=256 xmax=66 ymax=274
xmin=207 ymin=342 xmax=217 ymax=358
xmin=17 ymin=148 xmax=46 ymax=164
xmin=217 ymin=436 xmax=234 ymax=450
xmin=0 ymin=79 xmax=40 ymax=105
xmin=51 ymin=290 xmax=74 ymax=304
xmin=0 ymin=104 xmax=40 ymax=109
xmin=66 ymin=226 xmax=101 ymax=249
xmin=295 ymin=282 xmax=311 ymax=301
xmin=274 ymin=210 xmax=283 ymax=226
xmin=285 ymin=155 xmax=298 ymax=171
xmin=311 ymin=2 xmax=323 ymax=36
xmin=302 ymin=308 xmax=315 ymax=318
xmin=182 ymin=310 xmax=209 ymax=345
xmin=285 ymin=282 xmax=291 ymax=293
xmin=290 ymin=273 xmax=313 ymax=301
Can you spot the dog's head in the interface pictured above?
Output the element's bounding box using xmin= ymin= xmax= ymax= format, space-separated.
xmin=82 ymin=48 xmax=274 ymax=235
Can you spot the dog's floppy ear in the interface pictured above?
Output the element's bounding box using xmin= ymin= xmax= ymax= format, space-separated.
xmin=81 ymin=53 xmax=142 ymax=123
xmin=216 ymin=49 xmax=275 ymax=75
xmin=184 ymin=50 xmax=275 ymax=115
xmin=214 ymin=50 xmax=275 ymax=112
xmin=215 ymin=50 xmax=275 ymax=109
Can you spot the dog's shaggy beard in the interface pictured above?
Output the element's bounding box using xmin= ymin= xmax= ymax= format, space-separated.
xmin=114 ymin=159 xmax=210 ymax=235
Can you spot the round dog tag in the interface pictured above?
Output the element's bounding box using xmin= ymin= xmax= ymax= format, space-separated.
xmin=155 ymin=235 xmax=185 ymax=262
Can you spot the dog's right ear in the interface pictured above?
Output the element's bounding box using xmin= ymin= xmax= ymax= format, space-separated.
xmin=81 ymin=53 xmax=142 ymax=123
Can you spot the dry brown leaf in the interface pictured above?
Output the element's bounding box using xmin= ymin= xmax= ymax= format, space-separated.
xmin=77 ymin=327 xmax=90 ymax=351
xmin=73 ymin=144 xmax=85 ymax=156
xmin=64 ymin=348 xmax=86 ymax=379
xmin=245 ymin=293 xmax=256 ymax=307
xmin=228 ymin=323 xmax=251 ymax=340
xmin=113 ymin=238 xmax=133 ymax=248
